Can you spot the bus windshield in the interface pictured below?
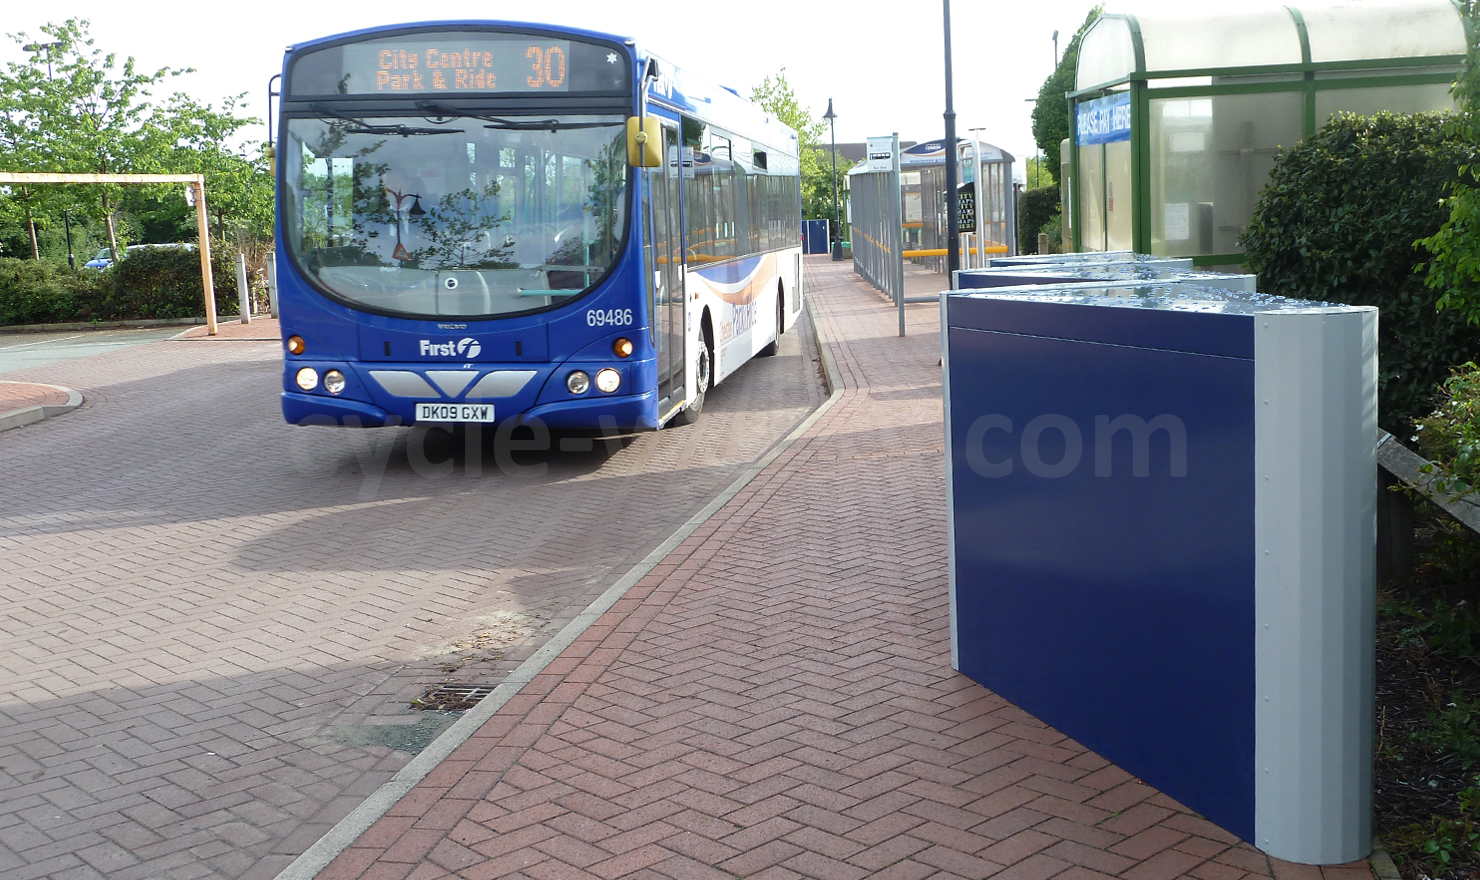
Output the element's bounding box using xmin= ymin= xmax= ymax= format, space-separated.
xmin=283 ymin=112 xmax=627 ymax=318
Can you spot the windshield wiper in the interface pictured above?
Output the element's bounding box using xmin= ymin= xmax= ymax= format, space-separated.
xmin=311 ymin=103 xmax=463 ymax=137
xmin=415 ymin=102 xmax=617 ymax=132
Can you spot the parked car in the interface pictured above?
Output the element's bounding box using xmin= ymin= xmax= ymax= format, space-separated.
xmin=84 ymin=242 xmax=195 ymax=269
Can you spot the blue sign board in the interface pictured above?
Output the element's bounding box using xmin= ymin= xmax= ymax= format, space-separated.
xmin=1077 ymin=92 xmax=1132 ymax=145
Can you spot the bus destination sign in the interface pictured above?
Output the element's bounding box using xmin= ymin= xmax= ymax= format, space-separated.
xmin=343 ymin=39 xmax=573 ymax=93
xmin=288 ymin=33 xmax=629 ymax=97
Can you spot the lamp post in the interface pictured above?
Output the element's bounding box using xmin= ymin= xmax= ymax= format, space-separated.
xmin=943 ymin=0 xmax=960 ymax=277
xmin=824 ymin=99 xmax=842 ymax=261
xmin=1053 ymin=29 xmax=1060 ymax=67
xmin=22 ymin=41 xmax=61 ymax=79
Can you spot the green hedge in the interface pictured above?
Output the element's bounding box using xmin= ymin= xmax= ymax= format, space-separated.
xmin=1242 ymin=112 xmax=1480 ymax=433
xmin=0 ymin=260 xmax=110 ymax=325
xmin=0 ymin=246 xmax=240 ymax=326
xmin=1017 ymin=186 xmax=1060 ymax=255
xmin=110 ymin=246 xmax=239 ymax=320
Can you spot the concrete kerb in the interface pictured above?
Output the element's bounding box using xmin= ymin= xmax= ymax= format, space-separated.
xmin=1 ymin=316 xmax=222 ymax=333
xmin=272 ymin=291 xmax=847 ymax=880
xmin=0 ymin=382 xmax=83 ymax=433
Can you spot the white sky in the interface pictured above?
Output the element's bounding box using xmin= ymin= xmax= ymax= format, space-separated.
xmin=0 ymin=0 xmax=1107 ymax=178
xmin=0 ymin=0 xmax=1400 ymax=179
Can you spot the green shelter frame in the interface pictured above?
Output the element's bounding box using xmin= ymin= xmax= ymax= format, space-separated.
xmin=1066 ymin=0 xmax=1470 ymax=267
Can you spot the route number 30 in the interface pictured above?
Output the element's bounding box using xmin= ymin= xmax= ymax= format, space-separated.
xmin=587 ymin=308 xmax=633 ymax=327
xmin=526 ymin=47 xmax=567 ymax=88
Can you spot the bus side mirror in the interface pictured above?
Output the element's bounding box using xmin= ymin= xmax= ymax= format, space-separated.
xmin=627 ymin=117 xmax=662 ymax=168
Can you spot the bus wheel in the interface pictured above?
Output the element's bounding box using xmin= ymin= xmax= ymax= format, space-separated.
xmin=675 ymin=330 xmax=712 ymax=426
xmin=758 ymin=283 xmax=783 ymax=357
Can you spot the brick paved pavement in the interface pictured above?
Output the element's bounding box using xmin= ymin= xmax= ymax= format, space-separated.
xmin=175 ymin=319 xmax=282 ymax=341
xmin=0 ymin=309 xmax=823 ymax=879
xmin=0 ymin=381 xmax=71 ymax=412
xmin=308 ymin=256 xmax=1376 ymax=880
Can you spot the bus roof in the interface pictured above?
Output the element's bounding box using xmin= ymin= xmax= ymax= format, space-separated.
xmin=638 ymin=51 xmax=800 ymax=159
xmin=282 ymin=19 xmax=799 ymax=160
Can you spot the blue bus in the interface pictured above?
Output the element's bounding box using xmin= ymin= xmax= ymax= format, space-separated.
xmin=274 ymin=21 xmax=803 ymax=430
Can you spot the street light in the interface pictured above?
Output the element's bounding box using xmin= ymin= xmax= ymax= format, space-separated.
xmin=943 ymin=0 xmax=960 ymax=277
xmin=22 ymin=41 xmax=61 ymax=79
xmin=1053 ymin=30 xmax=1060 ymax=67
xmin=823 ymin=99 xmax=842 ymax=261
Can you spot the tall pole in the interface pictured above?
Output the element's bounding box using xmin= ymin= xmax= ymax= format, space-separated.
xmin=826 ymin=100 xmax=842 ymax=261
xmin=63 ymin=210 xmax=74 ymax=269
xmin=943 ymin=0 xmax=960 ymax=278
xmin=193 ymin=178 xmax=218 ymax=337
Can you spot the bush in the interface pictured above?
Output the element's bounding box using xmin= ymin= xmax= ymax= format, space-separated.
xmin=1038 ymin=215 xmax=1064 ymax=255
xmin=0 ymin=245 xmax=242 ymax=326
xmin=0 ymin=259 xmax=110 ymax=325
xmin=1417 ymin=362 xmax=1480 ymax=495
xmin=1241 ymin=112 xmax=1480 ymax=434
xmin=109 ymin=245 xmax=239 ymax=320
xmin=1017 ymin=186 xmax=1060 ymax=255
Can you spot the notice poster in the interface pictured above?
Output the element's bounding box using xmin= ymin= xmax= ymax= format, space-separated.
xmin=1164 ymin=203 xmax=1191 ymax=242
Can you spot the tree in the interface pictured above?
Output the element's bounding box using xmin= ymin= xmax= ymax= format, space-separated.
xmin=0 ymin=37 xmax=61 ymax=259
xmin=163 ymin=93 xmax=271 ymax=242
xmin=750 ymin=69 xmax=843 ymax=226
xmin=1031 ymin=6 xmax=1102 ymax=175
xmin=1421 ymin=1 xmax=1480 ymax=325
xmin=7 ymin=20 xmax=186 ymax=262
xmin=1023 ymin=155 xmax=1056 ymax=189
xmin=0 ymin=20 xmax=273 ymax=263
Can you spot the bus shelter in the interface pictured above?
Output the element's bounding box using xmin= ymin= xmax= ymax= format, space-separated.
xmin=898 ymin=139 xmax=1017 ymax=272
xmin=848 ymin=136 xmax=1016 ymax=283
xmin=1067 ymin=0 xmax=1466 ymax=268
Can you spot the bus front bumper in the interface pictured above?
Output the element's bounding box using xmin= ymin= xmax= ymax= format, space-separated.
xmin=281 ymin=389 xmax=659 ymax=431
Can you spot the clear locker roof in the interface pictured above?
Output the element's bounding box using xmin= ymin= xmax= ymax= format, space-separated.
xmin=1076 ymin=0 xmax=1468 ymax=91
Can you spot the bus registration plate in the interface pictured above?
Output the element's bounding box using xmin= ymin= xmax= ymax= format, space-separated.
xmin=416 ymin=403 xmax=494 ymax=422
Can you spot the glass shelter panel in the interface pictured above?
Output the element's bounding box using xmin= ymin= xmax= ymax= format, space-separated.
xmin=1077 ymin=17 xmax=1137 ymax=90
xmin=1315 ymin=81 xmax=1456 ymax=124
xmin=1302 ymin=1 xmax=1466 ymax=64
xmin=1078 ymin=144 xmax=1106 ymax=252
xmin=1105 ymin=140 xmax=1133 ymax=252
xmin=1136 ymin=10 xmax=1303 ymax=74
xmin=1148 ymin=91 xmax=1302 ymax=257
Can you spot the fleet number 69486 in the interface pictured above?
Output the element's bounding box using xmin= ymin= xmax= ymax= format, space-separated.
xmin=587 ymin=308 xmax=633 ymax=327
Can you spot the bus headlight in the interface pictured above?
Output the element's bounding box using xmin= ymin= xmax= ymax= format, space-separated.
xmin=567 ymin=370 xmax=590 ymax=394
xmin=595 ymin=368 xmax=621 ymax=393
xmin=295 ymin=367 xmax=319 ymax=391
xmin=286 ymin=335 xmax=306 ymax=355
xmin=324 ymin=370 xmax=346 ymax=394
xmin=613 ymin=337 xmax=633 ymax=358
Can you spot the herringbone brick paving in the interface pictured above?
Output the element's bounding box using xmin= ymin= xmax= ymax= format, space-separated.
xmin=316 ymin=257 xmax=1375 ymax=880
xmin=0 ymin=313 xmax=822 ymax=879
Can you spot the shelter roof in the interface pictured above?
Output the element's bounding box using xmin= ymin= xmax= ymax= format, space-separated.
xmin=1076 ymin=0 xmax=1468 ymax=92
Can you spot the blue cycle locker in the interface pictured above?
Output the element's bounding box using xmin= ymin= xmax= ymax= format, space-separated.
xmin=942 ymin=279 xmax=1376 ymax=864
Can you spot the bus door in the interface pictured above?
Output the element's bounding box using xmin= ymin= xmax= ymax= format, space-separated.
xmin=647 ymin=121 xmax=686 ymax=414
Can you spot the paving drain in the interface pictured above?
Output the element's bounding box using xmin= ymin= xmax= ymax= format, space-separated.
xmin=411 ymin=684 xmax=498 ymax=712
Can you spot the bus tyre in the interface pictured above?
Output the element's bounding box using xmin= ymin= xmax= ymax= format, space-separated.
xmin=758 ymin=285 xmax=783 ymax=357
xmin=675 ymin=334 xmax=711 ymax=426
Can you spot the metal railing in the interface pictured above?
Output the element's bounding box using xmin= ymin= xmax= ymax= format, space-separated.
xmin=850 ymin=134 xmax=906 ymax=322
